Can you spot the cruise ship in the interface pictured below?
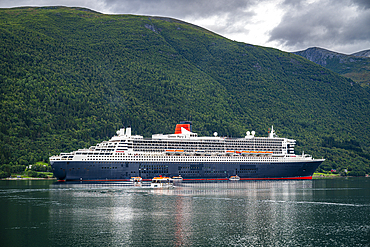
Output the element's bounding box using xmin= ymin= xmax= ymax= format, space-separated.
xmin=50 ymin=122 xmax=324 ymax=181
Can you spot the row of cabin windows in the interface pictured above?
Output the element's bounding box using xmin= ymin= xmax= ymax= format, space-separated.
xmin=84 ymin=157 xmax=279 ymax=162
xmin=132 ymin=143 xmax=283 ymax=148
xmin=179 ymin=170 xmax=200 ymax=174
xmin=133 ymin=139 xmax=284 ymax=144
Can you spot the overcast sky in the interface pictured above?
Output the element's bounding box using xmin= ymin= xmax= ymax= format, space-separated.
xmin=1 ymin=0 xmax=370 ymax=54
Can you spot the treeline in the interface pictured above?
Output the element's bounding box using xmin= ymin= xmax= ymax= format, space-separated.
xmin=0 ymin=162 xmax=52 ymax=179
xmin=322 ymin=137 xmax=366 ymax=156
xmin=0 ymin=7 xmax=369 ymax=176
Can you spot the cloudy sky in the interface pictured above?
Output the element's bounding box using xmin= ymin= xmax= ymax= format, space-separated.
xmin=1 ymin=0 xmax=370 ymax=54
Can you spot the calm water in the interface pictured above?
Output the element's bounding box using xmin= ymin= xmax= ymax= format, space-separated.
xmin=1 ymin=178 xmax=370 ymax=247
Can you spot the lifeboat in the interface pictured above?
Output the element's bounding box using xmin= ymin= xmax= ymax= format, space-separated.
xmin=195 ymin=150 xmax=206 ymax=156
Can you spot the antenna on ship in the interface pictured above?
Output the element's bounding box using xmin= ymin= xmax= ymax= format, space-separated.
xmin=117 ymin=126 xmax=125 ymax=136
xmin=126 ymin=125 xmax=132 ymax=137
xmin=269 ymin=126 xmax=275 ymax=138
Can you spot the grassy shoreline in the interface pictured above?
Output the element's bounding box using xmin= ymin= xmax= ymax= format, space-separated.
xmin=1 ymin=171 xmax=56 ymax=180
xmin=313 ymin=172 xmax=344 ymax=178
xmin=2 ymin=177 xmax=57 ymax=180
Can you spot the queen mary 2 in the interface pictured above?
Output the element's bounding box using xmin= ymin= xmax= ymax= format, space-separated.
xmin=50 ymin=121 xmax=324 ymax=181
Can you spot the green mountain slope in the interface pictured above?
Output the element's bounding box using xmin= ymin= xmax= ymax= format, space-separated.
xmin=1 ymin=7 xmax=370 ymax=175
xmin=293 ymin=47 xmax=370 ymax=87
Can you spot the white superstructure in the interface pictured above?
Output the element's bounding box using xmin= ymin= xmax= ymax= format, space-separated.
xmin=50 ymin=125 xmax=301 ymax=161
xmin=50 ymin=122 xmax=324 ymax=181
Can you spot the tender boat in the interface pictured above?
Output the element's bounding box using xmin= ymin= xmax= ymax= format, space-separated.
xmin=130 ymin=176 xmax=142 ymax=186
xmin=151 ymin=176 xmax=174 ymax=188
xmin=229 ymin=175 xmax=240 ymax=181
xmin=130 ymin=176 xmax=142 ymax=182
xmin=172 ymin=175 xmax=183 ymax=185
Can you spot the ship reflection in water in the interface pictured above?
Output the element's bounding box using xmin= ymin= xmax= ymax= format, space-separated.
xmin=45 ymin=179 xmax=370 ymax=246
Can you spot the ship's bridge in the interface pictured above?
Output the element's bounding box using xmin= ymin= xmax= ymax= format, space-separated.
xmin=152 ymin=127 xmax=198 ymax=139
xmin=151 ymin=127 xmax=227 ymax=141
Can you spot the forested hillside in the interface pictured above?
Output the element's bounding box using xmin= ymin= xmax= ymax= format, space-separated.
xmin=1 ymin=7 xmax=370 ymax=176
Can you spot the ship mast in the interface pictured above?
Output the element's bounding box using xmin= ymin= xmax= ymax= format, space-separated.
xmin=269 ymin=126 xmax=275 ymax=138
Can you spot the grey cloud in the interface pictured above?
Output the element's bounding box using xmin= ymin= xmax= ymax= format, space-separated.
xmin=0 ymin=0 xmax=258 ymax=35
xmin=1 ymin=0 xmax=369 ymax=53
xmin=269 ymin=0 xmax=370 ymax=52
xmin=103 ymin=0 xmax=256 ymax=18
xmin=280 ymin=0 xmax=305 ymax=8
xmin=102 ymin=0 xmax=260 ymax=36
xmin=352 ymin=0 xmax=370 ymax=9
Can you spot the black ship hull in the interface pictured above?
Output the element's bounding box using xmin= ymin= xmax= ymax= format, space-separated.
xmin=51 ymin=159 xmax=323 ymax=181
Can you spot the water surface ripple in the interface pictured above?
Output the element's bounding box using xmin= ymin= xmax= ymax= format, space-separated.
xmin=1 ymin=178 xmax=369 ymax=246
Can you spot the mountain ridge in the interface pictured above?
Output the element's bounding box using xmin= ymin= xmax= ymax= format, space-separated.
xmin=293 ymin=47 xmax=370 ymax=86
xmin=351 ymin=49 xmax=370 ymax=57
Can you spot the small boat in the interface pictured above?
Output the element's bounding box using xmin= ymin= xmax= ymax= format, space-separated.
xmin=172 ymin=175 xmax=183 ymax=185
xmin=229 ymin=175 xmax=240 ymax=181
xmin=130 ymin=176 xmax=142 ymax=182
xmin=151 ymin=176 xmax=174 ymax=188
xmin=172 ymin=175 xmax=183 ymax=181
xmin=130 ymin=177 xmax=143 ymax=186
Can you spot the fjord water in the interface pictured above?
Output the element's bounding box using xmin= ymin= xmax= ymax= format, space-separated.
xmin=1 ymin=179 xmax=369 ymax=247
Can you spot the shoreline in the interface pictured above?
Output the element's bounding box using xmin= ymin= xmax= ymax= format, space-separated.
xmin=2 ymin=176 xmax=368 ymax=181
xmin=2 ymin=177 xmax=57 ymax=180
